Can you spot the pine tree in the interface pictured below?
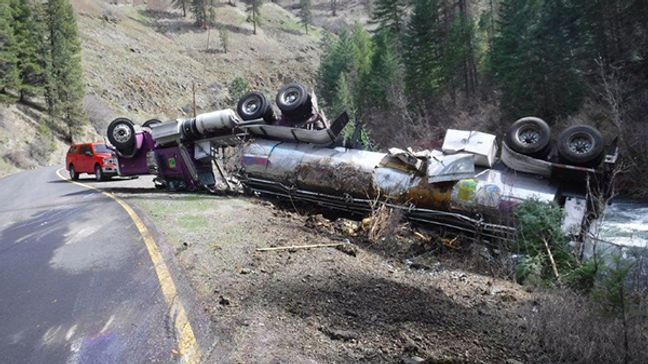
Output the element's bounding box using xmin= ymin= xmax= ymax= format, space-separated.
xmin=171 ymin=0 xmax=187 ymax=17
xmin=298 ymin=0 xmax=313 ymax=34
xmin=490 ymin=0 xmax=544 ymax=116
xmin=0 ymin=0 xmax=19 ymax=94
xmin=317 ymin=29 xmax=357 ymax=107
xmin=370 ymin=0 xmax=407 ymax=34
xmin=443 ymin=12 xmax=478 ymax=100
xmin=192 ymin=0 xmax=208 ymax=28
xmin=364 ymin=30 xmax=400 ymax=108
xmin=243 ymin=0 xmax=263 ymax=35
xmin=350 ymin=23 xmax=373 ymax=79
xmin=491 ymin=0 xmax=584 ymax=118
xmin=12 ymin=0 xmax=46 ymax=101
xmin=46 ymin=0 xmax=85 ymax=137
xmin=403 ymin=0 xmax=443 ymax=104
xmin=331 ymin=72 xmax=355 ymax=120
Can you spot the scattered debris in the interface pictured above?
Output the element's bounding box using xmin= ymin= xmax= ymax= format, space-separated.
xmin=255 ymin=243 xmax=344 ymax=252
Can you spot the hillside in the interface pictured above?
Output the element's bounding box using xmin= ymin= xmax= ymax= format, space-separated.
xmin=1 ymin=0 xmax=323 ymax=177
xmin=76 ymin=0 xmax=323 ymax=129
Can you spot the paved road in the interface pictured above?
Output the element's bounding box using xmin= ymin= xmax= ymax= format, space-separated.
xmin=0 ymin=167 xmax=180 ymax=363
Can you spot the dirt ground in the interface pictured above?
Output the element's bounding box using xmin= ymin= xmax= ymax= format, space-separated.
xmin=90 ymin=175 xmax=537 ymax=363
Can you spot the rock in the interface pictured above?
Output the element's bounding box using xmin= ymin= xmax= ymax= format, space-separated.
xmin=218 ymin=296 xmax=230 ymax=306
xmin=319 ymin=327 xmax=358 ymax=342
xmin=239 ymin=268 xmax=252 ymax=275
xmin=335 ymin=243 xmax=357 ymax=257
xmin=505 ymin=359 xmax=523 ymax=364
xmin=401 ymin=356 xmax=425 ymax=364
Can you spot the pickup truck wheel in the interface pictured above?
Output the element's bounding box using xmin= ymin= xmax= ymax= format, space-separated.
xmin=558 ymin=125 xmax=604 ymax=167
xmin=276 ymin=83 xmax=312 ymax=120
xmin=69 ymin=165 xmax=79 ymax=180
xmin=237 ymin=91 xmax=271 ymax=121
xmin=505 ymin=117 xmax=551 ymax=158
xmin=94 ymin=165 xmax=105 ymax=182
xmin=143 ymin=118 xmax=162 ymax=129
xmin=107 ymin=118 xmax=136 ymax=154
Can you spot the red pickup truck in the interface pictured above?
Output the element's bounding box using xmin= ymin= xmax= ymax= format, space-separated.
xmin=65 ymin=142 xmax=118 ymax=181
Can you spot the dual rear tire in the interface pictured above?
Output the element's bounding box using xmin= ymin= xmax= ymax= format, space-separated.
xmin=505 ymin=117 xmax=605 ymax=167
xmin=235 ymin=83 xmax=312 ymax=124
xmin=236 ymin=91 xmax=276 ymax=123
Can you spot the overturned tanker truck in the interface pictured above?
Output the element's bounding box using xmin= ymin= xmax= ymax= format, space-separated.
xmin=105 ymin=83 xmax=618 ymax=245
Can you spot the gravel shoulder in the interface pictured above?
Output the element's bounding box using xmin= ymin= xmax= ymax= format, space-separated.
xmin=88 ymin=175 xmax=536 ymax=363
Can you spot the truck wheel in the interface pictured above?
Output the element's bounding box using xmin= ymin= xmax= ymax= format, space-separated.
xmin=237 ymin=91 xmax=271 ymax=121
xmin=505 ymin=117 xmax=552 ymax=158
xmin=276 ymin=83 xmax=311 ymax=120
xmin=94 ymin=165 xmax=105 ymax=182
xmin=557 ymin=125 xmax=604 ymax=167
xmin=69 ymin=165 xmax=79 ymax=180
xmin=143 ymin=118 xmax=162 ymax=129
xmin=108 ymin=118 xmax=136 ymax=154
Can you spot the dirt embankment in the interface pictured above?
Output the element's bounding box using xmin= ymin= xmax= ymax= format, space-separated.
xmin=93 ymin=175 xmax=536 ymax=363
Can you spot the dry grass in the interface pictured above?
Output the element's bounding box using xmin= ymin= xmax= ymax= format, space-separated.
xmin=529 ymin=290 xmax=648 ymax=364
xmin=364 ymin=203 xmax=402 ymax=244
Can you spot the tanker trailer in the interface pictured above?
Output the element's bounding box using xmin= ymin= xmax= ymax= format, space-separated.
xmin=102 ymin=83 xmax=617 ymax=245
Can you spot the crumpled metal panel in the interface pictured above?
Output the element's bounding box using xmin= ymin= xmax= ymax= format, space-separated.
xmin=427 ymin=152 xmax=475 ymax=183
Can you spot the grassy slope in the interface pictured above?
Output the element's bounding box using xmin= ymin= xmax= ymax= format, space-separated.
xmin=0 ymin=0 xmax=323 ymax=177
xmin=76 ymin=0 xmax=323 ymax=130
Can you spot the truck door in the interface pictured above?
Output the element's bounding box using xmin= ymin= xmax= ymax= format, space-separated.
xmin=79 ymin=144 xmax=93 ymax=173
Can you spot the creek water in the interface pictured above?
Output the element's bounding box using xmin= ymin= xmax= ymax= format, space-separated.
xmin=598 ymin=201 xmax=648 ymax=249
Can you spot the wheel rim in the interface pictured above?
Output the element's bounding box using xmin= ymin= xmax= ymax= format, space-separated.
xmin=242 ymin=96 xmax=261 ymax=116
xmin=70 ymin=167 xmax=75 ymax=177
xmin=516 ymin=126 xmax=541 ymax=146
xmin=281 ymin=87 xmax=301 ymax=106
xmin=568 ymin=132 xmax=594 ymax=154
xmin=113 ymin=124 xmax=132 ymax=144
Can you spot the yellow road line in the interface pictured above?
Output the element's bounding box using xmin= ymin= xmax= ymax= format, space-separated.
xmin=56 ymin=168 xmax=201 ymax=363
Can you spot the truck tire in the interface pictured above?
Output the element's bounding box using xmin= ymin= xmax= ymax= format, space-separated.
xmin=237 ymin=91 xmax=273 ymax=121
xmin=69 ymin=165 xmax=79 ymax=180
xmin=107 ymin=118 xmax=136 ymax=154
xmin=95 ymin=164 xmax=105 ymax=182
xmin=557 ymin=125 xmax=604 ymax=167
xmin=505 ymin=117 xmax=552 ymax=158
xmin=275 ymin=83 xmax=312 ymax=121
xmin=143 ymin=118 xmax=162 ymax=129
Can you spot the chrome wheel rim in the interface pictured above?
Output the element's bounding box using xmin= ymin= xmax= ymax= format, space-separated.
xmin=568 ymin=133 xmax=594 ymax=154
xmin=242 ymin=96 xmax=261 ymax=116
xmin=516 ymin=126 xmax=541 ymax=145
xmin=282 ymin=88 xmax=300 ymax=106
xmin=113 ymin=124 xmax=132 ymax=144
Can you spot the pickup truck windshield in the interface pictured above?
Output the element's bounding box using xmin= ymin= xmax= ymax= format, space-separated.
xmin=94 ymin=144 xmax=110 ymax=153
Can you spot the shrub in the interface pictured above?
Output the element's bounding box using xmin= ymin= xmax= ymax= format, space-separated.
xmin=513 ymin=199 xmax=576 ymax=284
xmin=229 ymin=77 xmax=250 ymax=101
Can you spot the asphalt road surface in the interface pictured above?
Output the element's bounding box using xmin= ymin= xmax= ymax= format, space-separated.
xmin=0 ymin=167 xmax=182 ymax=363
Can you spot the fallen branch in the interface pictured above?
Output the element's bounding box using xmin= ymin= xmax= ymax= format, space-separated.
xmin=256 ymin=243 xmax=344 ymax=252
xmin=543 ymin=238 xmax=561 ymax=281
